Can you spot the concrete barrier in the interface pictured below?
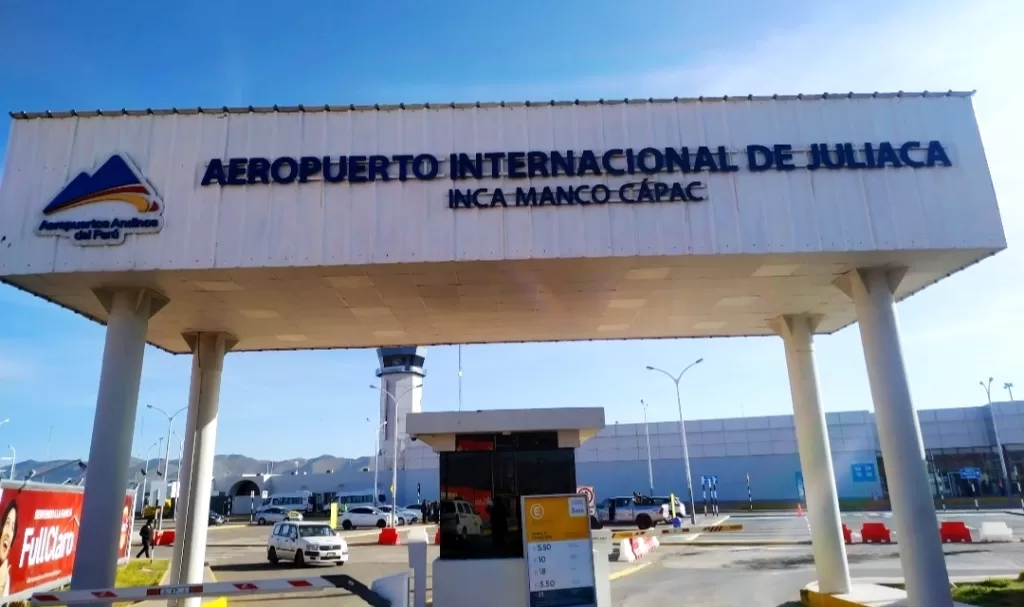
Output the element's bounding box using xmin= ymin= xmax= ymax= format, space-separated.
xmin=978 ymin=521 xmax=1013 ymax=543
xmin=370 ymin=571 xmax=410 ymax=607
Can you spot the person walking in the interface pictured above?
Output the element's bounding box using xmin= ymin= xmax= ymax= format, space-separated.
xmin=136 ymin=518 xmax=154 ymax=560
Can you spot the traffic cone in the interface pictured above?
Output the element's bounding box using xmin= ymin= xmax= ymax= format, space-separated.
xmin=796 ymin=504 xmax=804 ymax=517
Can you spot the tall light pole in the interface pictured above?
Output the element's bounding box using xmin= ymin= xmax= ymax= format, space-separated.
xmin=367 ymin=417 xmax=387 ymax=504
xmin=147 ymin=404 xmax=187 ymax=529
xmin=169 ymin=430 xmax=185 ymax=485
xmin=980 ymin=378 xmax=1012 ymax=503
xmin=140 ymin=439 xmax=161 ymax=512
xmin=639 ymin=399 xmax=655 ymax=496
xmin=646 ymin=358 xmax=703 ymax=524
xmin=1006 ymin=382 xmax=1016 ymax=401
xmin=370 ymin=382 xmax=423 ymax=527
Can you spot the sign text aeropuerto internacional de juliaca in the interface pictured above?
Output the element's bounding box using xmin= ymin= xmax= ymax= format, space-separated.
xmin=199 ymin=141 xmax=952 ymax=209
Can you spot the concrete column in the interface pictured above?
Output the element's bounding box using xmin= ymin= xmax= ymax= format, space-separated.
xmin=71 ymin=288 xmax=167 ymax=594
xmin=836 ymin=268 xmax=952 ymax=607
xmin=770 ymin=314 xmax=851 ymax=595
xmin=170 ymin=332 xmax=236 ymax=607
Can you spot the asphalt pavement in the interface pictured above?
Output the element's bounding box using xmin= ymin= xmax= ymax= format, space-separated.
xmin=128 ymin=510 xmax=1024 ymax=606
xmin=611 ymin=541 xmax=1024 ymax=607
xmin=139 ymin=523 xmax=646 ymax=606
xmin=657 ymin=509 xmax=1024 ymax=544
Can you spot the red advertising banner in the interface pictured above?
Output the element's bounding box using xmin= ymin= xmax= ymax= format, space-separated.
xmin=0 ymin=482 xmax=134 ymax=604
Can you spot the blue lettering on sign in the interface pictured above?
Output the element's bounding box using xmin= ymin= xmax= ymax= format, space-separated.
xmin=200 ymin=141 xmax=953 ymax=193
xmin=851 ymin=463 xmax=878 ymax=483
xmin=960 ymin=467 xmax=981 ymax=480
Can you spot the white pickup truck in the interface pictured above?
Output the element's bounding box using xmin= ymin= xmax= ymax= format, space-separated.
xmin=594 ymin=495 xmax=685 ymax=530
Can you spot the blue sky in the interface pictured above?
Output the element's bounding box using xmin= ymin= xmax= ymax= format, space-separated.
xmin=0 ymin=0 xmax=1021 ymax=463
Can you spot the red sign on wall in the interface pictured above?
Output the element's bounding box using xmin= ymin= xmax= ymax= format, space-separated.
xmin=0 ymin=482 xmax=134 ymax=603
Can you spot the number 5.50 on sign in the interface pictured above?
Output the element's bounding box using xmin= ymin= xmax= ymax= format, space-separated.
xmin=521 ymin=495 xmax=597 ymax=607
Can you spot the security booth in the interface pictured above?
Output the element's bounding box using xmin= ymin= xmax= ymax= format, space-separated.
xmin=406 ymin=407 xmax=605 ymax=607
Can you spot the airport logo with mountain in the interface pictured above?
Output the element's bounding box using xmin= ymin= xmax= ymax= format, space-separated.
xmin=36 ymin=154 xmax=164 ymax=246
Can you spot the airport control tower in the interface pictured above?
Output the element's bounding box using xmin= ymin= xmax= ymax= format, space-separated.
xmin=376 ymin=347 xmax=426 ymax=479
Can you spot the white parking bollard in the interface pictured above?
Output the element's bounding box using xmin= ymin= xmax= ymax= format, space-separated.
xmin=371 ymin=570 xmax=410 ymax=607
xmin=979 ymin=521 xmax=1014 ymax=543
xmin=407 ymin=529 xmax=428 ymax=607
xmin=617 ymin=538 xmax=635 ymax=562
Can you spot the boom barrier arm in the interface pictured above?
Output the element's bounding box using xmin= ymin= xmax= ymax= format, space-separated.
xmin=31 ymin=574 xmax=393 ymax=607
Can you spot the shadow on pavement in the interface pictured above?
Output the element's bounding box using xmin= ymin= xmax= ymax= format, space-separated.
xmin=211 ymin=562 xmax=282 ymax=573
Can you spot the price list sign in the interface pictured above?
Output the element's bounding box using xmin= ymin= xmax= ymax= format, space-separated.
xmin=521 ymin=494 xmax=597 ymax=607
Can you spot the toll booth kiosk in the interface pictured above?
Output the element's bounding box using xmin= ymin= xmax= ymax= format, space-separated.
xmin=406 ymin=407 xmax=605 ymax=607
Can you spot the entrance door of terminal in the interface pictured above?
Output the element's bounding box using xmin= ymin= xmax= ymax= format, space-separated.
xmin=437 ymin=431 xmax=577 ymax=561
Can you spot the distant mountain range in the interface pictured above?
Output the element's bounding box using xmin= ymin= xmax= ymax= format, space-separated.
xmin=2 ymin=454 xmax=374 ymax=485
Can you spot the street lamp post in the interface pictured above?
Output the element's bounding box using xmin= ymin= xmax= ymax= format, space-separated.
xmin=140 ymin=439 xmax=161 ymax=512
xmin=169 ymin=431 xmax=185 ymax=485
xmin=639 ymin=399 xmax=655 ymax=496
xmin=367 ymin=418 xmax=387 ymax=505
xmin=1006 ymin=382 xmax=1016 ymax=401
xmin=981 ymin=378 xmax=1012 ymax=504
xmin=147 ymin=404 xmax=187 ymax=530
xmin=6 ymin=442 xmax=14 ymax=481
xmin=370 ymin=383 xmax=423 ymax=527
xmin=646 ymin=358 xmax=704 ymax=524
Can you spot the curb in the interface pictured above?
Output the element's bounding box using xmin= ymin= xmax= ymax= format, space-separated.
xmin=800 ymin=587 xmax=870 ymax=607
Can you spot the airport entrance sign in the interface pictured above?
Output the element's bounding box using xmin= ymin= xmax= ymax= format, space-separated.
xmin=521 ymin=494 xmax=597 ymax=607
xmin=960 ymin=467 xmax=981 ymax=480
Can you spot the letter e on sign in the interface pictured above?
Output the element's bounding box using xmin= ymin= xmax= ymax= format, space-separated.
xmin=569 ymin=496 xmax=587 ymax=517
xmin=530 ymin=504 xmax=545 ymax=519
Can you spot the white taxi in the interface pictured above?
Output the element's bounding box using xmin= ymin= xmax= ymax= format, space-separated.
xmin=267 ymin=521 xmax=349 ymax=566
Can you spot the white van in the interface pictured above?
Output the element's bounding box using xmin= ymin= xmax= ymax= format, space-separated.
xmin=335 ymin=490 xmax=387 ymax=509
xmin=263 ymin=490 xmax=315 ymax=513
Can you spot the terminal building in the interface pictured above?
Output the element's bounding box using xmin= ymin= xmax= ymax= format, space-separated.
xmin=213 ymin=346 xmax=1024 ymax=509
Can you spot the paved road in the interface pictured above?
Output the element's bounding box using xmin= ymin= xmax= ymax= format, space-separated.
xmin=612 ymin=541 xmax=1024 ymax=606
xmin=136 ymin=524 xmax=645 ymax=606
xmin=663 ymin=509 xmax=1024 ymax=543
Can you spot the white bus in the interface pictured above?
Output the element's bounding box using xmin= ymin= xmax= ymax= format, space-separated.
xmin=335 ymin=490 xmax=387 ymax=509
xmin=262 ymin=490 xmax=315 ymax=513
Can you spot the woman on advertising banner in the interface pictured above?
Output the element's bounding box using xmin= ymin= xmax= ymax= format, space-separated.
xmin=0 ymin=488 xmax=18 ymax=602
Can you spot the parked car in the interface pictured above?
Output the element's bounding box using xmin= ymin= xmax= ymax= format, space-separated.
xmin=375 ymin=505 xmax=407 ymax=525
xmin=398 ymin=506 xmax=421 ymax=524
xmin=439 ymin=499 xmax=483 ymax=538
xmin=209 ymin=511 xmax=227 ymax=526
xmin=267 ymin=521 xmax=348 ymax=566
xmin=339 ymin=506 xmax=395 ymax=530
xmin=376 ymin=505 xmax=421 ymax=525
xmin=404 ymin=504 xmax=427 ymax=521
xmin=256 ymin=506 xmax=303 ymax=525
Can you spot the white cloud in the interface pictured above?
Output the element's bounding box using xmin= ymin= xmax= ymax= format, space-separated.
xmin=0 ymin=357 xmax=30 ymax=380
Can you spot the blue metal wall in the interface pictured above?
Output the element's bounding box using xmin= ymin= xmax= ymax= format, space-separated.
xmin=394 ymin=450 xmax=881 ymax=506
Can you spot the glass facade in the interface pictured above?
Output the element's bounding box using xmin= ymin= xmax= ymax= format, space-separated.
xmin=438 ymin=431 xmax=576 ymax=561
xmin=876 ymin=447 xmax=1013 ymax=498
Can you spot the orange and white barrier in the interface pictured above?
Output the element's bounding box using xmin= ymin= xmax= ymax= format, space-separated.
xmin=617 ymin=535 xmax=659 ymax=562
